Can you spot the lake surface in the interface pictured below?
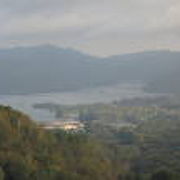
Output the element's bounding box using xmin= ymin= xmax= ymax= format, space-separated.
xmin=0 ymin=83 xmax=163 ymax=122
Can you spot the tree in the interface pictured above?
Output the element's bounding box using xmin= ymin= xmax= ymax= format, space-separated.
xmin=0 ymin=167 xmax=4 ymax=180
xmin=151 ymin=169 xmax=172 ymax=180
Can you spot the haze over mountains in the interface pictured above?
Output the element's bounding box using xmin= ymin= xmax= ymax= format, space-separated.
xmin=0 ymin=45 xmax=180 ymax=95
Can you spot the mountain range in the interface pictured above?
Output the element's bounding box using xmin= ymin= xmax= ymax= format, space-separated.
xmin=0 ymin=45 xmax=180 ymax=95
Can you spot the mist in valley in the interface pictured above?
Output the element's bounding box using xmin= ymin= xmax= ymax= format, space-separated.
xmin=0 ymin=83 xmax=166 ymax=122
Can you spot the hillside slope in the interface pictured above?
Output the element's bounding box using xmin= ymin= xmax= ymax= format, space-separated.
xmin=0 ymin=105 xmax=125 ymax=180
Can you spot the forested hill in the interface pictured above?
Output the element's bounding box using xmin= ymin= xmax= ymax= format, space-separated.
xmin=0 ymin=45 xmax=180 ymax=94
xmin=1 ymin=104 xmax=180 ymax=179
xmin=0 ymin=105 xmax=122 ymax=179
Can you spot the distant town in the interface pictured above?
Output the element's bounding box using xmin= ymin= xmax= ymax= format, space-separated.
xmin=41 ymin=120 xmax=85 ymax=132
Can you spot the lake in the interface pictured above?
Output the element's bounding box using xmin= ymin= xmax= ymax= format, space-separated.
xmin=0 ymin=83 xmax=164 ymax=122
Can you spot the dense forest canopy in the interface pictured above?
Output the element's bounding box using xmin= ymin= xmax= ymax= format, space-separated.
xmin=1 ymin=101 xmax=180 ymax=179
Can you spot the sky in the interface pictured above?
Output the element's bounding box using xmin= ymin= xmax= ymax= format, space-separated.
xmin=0 ymin=0 xmax=180 ymax=57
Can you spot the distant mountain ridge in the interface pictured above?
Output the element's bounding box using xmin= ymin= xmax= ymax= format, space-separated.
xmin=0 ymin=45 xmax=180 ymax=95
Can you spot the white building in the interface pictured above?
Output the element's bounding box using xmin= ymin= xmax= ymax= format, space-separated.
xmin=42 ymin=121 xmax=85 ymax=131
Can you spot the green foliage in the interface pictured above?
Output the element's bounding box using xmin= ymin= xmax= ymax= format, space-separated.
xmin=151 ymin=169 xmax=172 ymax=180
xmin=0 ymin=167 xmax=4 ymax=180
xmin=1 ymin=103 xmax=180 ymax=179
xmin=0 ymin=105 xmax=128 ymax=180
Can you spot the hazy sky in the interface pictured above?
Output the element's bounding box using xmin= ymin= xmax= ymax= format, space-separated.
xmin=0 ymin=0 xmax=180 ymax=56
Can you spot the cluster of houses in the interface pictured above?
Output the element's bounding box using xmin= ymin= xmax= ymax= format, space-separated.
xmin=39 ymin=112 xmax=86 ymax=132
xmin=41 ymin=120 xmax=85 ymax=132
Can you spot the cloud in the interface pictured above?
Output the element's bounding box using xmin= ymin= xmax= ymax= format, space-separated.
xmin=0 ymin=0 xmax=180 ymax=56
